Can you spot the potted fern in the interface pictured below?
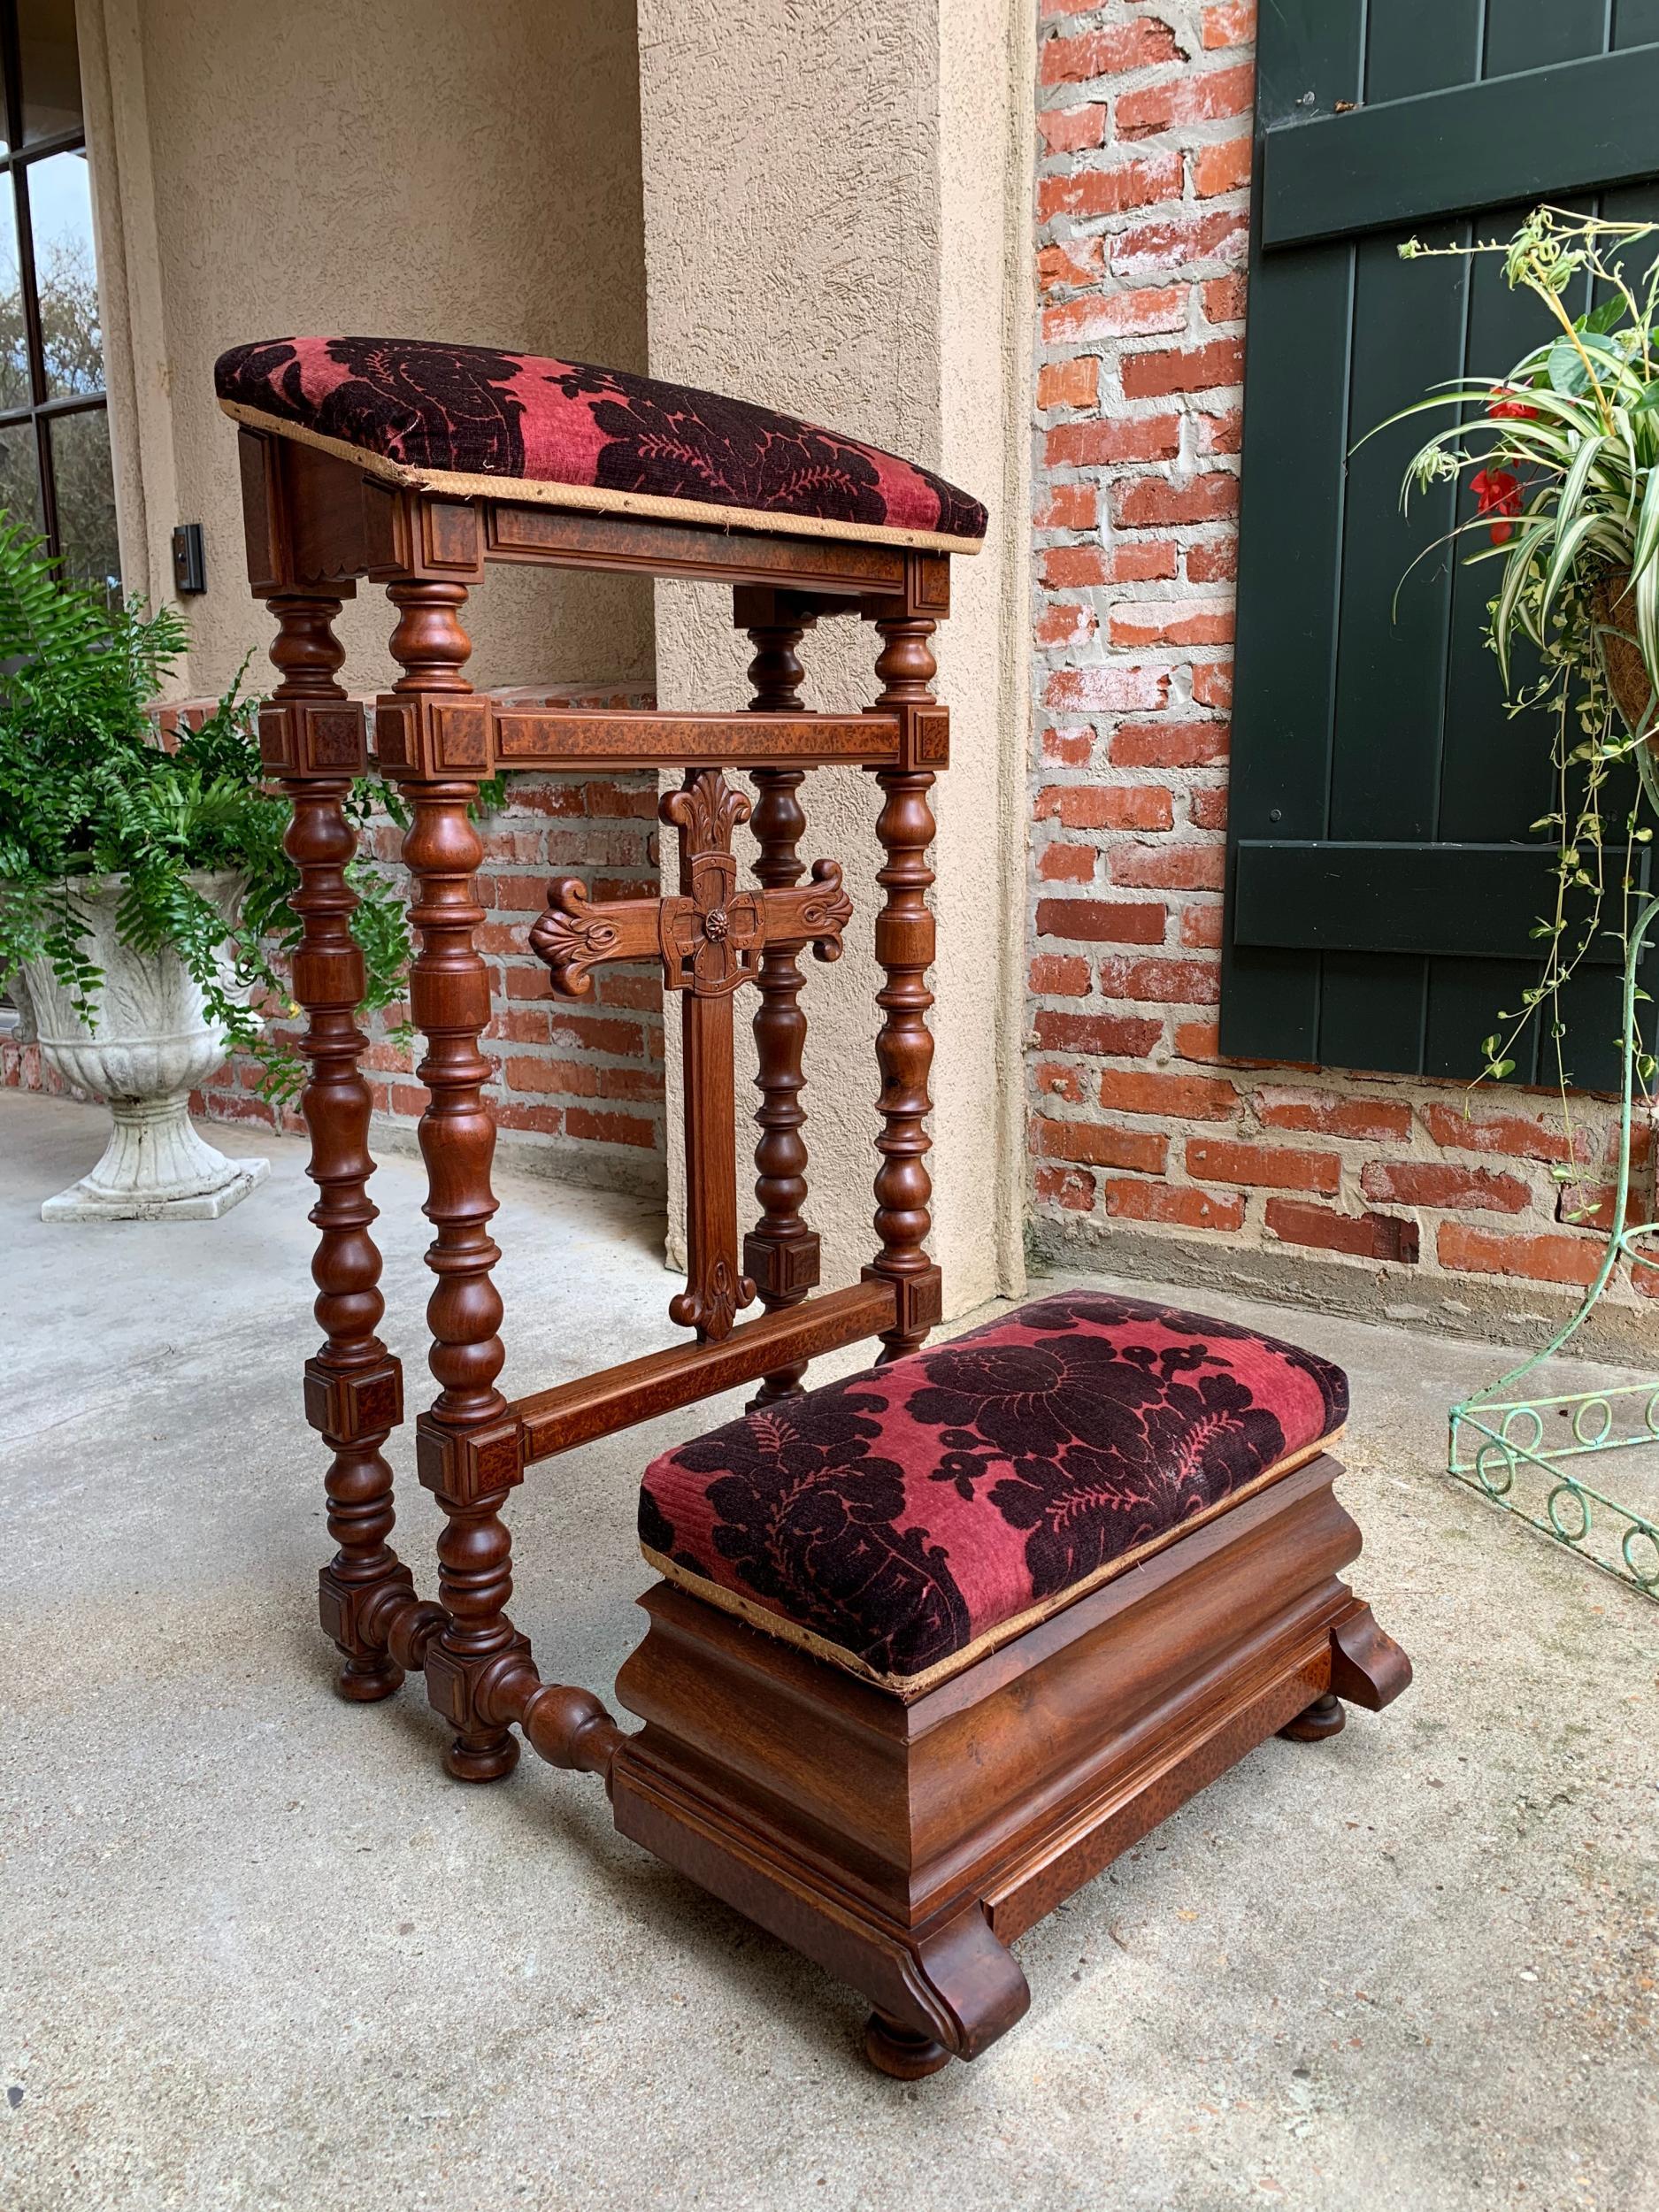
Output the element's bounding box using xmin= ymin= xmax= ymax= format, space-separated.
xmin=0 ymin=522 xmax=408 ymax=1220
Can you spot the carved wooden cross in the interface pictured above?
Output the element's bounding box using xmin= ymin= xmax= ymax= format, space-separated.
xmin=529 ymin=767 xmax=852 ymax=1340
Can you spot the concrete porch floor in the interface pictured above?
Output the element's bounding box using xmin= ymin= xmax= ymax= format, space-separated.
xmin=1 ymin=1088 xmax=1655 ymax=2212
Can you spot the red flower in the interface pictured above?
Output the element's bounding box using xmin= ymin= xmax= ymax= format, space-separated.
xmin=1471 ymin=466 xmax=1523 ymax=546
xmin=1486 ymin=386 xmax=1539 ymax=421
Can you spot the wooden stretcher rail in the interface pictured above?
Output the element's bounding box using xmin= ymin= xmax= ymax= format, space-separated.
xmin=514 ymin=1280 xmax=896 ymax=1465
xmin=481 ymin=501 xmax=910 ymax=593
xmin=493 ymin=709 xmax=900 ymax=771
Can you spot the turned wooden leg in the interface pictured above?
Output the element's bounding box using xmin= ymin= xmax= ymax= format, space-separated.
xmin=741 ymin=605 xmax=820 ymax=1402
xmin=291 ymin=775 xmax=410 ymax=1703
xmin=403 ymin=772 xmax=524 ymax=1782
xmin=388 ymin=576 xmax=524 ymax=1783
xmin=745 ymin=757 xmax=818 ymax=1406
xmin=267 ymin=589 xmax=414 ymax=1701
xmin=858 ymin=595 xmax=944 ymax=1363
xmin=864 ymin=756 xmax=941 ymax=1362
xmin=404 ymin=774 xmax=526 ymax=1778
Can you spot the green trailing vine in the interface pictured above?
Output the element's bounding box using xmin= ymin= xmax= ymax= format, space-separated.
xmin=1383 ymin=210 xmax=1659 ymax=1193
xmin=0 ymin=519 xmax=411 ymax=1102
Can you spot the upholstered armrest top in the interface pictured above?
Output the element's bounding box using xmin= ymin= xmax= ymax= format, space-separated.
xmin=214 ymin=335 xmax=987 ymax=553
xmin=640 ymin=1291 xmax=1348 ymax=1697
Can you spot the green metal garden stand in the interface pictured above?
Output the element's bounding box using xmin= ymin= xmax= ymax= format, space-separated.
xmin=1449 ymin=891 xmax=1659 ymax=1598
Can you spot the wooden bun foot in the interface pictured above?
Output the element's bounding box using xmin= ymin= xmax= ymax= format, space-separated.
xmin=1278 ymin=1691 xmax=1346 ymax=1741
xmin=444 ymin=1731 xmax=520 ymax=1783
xmin=335 ymin=1657 xmax=403 ymax=1702
xmin=864 ymin=2014 xmax=953 ymax=2079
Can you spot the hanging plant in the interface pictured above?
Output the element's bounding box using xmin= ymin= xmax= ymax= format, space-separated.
xmin=1385 ymin=207 xmax=1659 ymax=1116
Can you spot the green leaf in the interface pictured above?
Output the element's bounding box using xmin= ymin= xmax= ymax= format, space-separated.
xmin=1537 ymin=433 xmax=1607 ymax=624
xmin=1559 ymin=428 xmax=1608 ymax=518
xmin=1629 ymin=464 xmax=1659 ymax=588
xmin=1548 ymin=339 xmax=1590 ymax=396
xmin=1492 ymin=534 xmax=1540 ymax=692
xmin=1638 ymin=526 xmax=1659 ymax=714
xmin=1578 ymin=297 xmax=1626 ymax=336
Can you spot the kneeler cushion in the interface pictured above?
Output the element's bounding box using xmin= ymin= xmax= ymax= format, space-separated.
xmin=640 ymin=1292 xmax=1348 ymax=1697
xmin=214 ymin=336 xmax=987 ymax=550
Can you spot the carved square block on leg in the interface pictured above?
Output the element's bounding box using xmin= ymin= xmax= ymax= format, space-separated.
xmin=373 ymin=695 xmax=495 ymax=780
xmin=414 ymin=1411 xmax=525 ymax=1504
xmin=744 ymin=1230 xmax=821 ymax=1302
xmin=303 ymin=1356 xmax=403 ymax=1443
xmin=318 ymin=1557 xmax=416 ymax=1657
xmin=861 ymin=1262 xmax=943 ymax=1342
xmin=258 ymin=700 xmax=368 ymax=779
xmin=421 ymin=1628 xmax=534 ymax=1785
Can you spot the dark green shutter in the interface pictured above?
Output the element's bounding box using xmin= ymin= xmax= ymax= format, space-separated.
xmin=1222 ymin=0 xmax=1659 ymax=1089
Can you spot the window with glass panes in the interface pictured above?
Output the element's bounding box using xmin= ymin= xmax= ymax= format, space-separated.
xmin=0 ymin=0 xmax=117 ymax=595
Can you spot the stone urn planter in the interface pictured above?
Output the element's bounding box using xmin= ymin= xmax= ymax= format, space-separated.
xmin=12 ymin=868 xmax=269 ymax=1222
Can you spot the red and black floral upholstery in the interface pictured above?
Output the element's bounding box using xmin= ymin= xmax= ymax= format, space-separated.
xmin=214 ymin=336 xmax=987 ymax=549
xmin=640 ymin=1291 xmax=1348 ymax=1695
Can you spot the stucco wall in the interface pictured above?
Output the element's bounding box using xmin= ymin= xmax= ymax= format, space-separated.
xmin=56 ymin=0 xmax=666 ymax=1194
xmin=635 ymin=0 xmax=1033 ymax=1321
xmin=81 ymin=0 xmax=653 ymax=700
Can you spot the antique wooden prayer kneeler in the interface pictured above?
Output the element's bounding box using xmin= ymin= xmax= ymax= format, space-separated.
xmin=221 ymin=337 xmax=1410 ymax=2078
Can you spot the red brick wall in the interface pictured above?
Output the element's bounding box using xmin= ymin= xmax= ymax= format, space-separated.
xmin=0 ymin=1030 xmax=66 ymax=1098
xmin=3 ymin=684 xmax=666 ymax=1195
xmin=1029 ymin=1 xmax=1652 ymax=1321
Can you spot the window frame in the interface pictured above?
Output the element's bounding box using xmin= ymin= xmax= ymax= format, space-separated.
xmin=0 ymin=0 xmax=109 ymax=567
